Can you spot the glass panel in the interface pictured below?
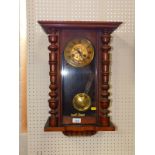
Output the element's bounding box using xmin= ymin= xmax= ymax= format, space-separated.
xmin=61 ymin=49 xmax=96 ymax=116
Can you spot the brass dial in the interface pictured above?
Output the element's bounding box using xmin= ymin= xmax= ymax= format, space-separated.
xmin=64 ymin=38 xmax=94 ymax=67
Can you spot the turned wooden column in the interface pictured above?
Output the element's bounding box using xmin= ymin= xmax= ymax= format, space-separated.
xmin=48 ymin=29 xmax=59 ymax=127
xmin=100 ymin=32 xmax=111 ymax=127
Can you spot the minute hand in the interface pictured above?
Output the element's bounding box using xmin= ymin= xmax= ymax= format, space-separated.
xmin=76 ymin=49 xmax=85 ymax=59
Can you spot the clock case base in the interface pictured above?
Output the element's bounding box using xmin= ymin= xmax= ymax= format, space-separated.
xmin=44 ymin=117 xmax=115 ymax=136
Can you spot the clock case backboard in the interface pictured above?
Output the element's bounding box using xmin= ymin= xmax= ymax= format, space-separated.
xmin=38 ymin=21 xmax=122 ymax=136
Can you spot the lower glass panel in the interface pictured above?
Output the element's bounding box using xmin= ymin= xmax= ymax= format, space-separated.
xmin=61 ymin=50 xmax=97 ymax=118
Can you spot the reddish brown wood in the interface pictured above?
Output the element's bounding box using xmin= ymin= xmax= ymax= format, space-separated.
xmin=38 ymin=21 xmax=122 ymax=135
xmin=44 ymin=117 xmax=115 ymax=135
xmin=99 ymin=32 xmax=111 ymax=127
xmin=63 ymin=116 xmax=96 ymax=125
xmin=48 ymin=29 xmax=59 ymax=127
xmin=38 ymin=21 xmax=122 ymax=34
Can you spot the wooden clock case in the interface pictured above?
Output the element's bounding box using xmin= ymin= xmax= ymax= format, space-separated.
xmin=38 ymin=21 xmax=122 ymax=136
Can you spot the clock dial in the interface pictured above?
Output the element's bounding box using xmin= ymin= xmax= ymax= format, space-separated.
xmin=64 ymin=38 xmax=94 ymax=67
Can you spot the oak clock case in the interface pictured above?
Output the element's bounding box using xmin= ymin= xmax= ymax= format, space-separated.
xmin=38 ymin=21 xmax=122 ymax=136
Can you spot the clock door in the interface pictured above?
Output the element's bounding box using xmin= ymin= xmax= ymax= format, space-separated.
xmin=60 ymin=31 xmax=99 ymax=126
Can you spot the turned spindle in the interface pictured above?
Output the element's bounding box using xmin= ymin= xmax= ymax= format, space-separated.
xmin=100 ymin=32 xmax=111 ymax=127
xmin=48 ymin=29 xmax=59 ymax=127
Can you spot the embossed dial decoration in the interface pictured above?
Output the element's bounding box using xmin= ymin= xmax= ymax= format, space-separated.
xmin=64 ymin=38 xmax=94 ymax=67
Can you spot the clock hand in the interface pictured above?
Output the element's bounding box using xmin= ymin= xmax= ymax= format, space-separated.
xmin=75 ymin=48 xmax=85 ymax=59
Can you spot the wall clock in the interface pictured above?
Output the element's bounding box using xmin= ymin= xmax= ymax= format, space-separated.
xmin=38 ymin=21 xmax=122 ymax=136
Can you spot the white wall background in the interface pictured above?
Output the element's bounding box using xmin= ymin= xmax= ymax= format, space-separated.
xmin=26 ymin=0 xmax=134 ymax=155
